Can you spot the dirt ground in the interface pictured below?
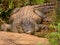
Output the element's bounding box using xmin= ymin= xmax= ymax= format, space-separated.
xmin=0 ymin=31 xmax=50 ymax=45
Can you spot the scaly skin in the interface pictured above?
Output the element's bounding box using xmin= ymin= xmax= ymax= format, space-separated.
xmin=1 ymin=3 xmax=55 ymax=34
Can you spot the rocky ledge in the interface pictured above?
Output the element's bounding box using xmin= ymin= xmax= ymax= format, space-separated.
xmin=0 ymin=31 xmax=50 ymax=45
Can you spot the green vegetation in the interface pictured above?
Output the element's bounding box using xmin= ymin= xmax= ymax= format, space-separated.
xmin=36 ymin=0 xmax=45 ymax=4
xmin=9 ymin=0 xmax=14 ymax=10
xmin=46 ymin=23 xmax=60 ymax=45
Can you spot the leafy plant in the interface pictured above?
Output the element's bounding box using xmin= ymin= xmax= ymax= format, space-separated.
xmin=46 ymin=22 xmax=60 ymax=45
xmin=24 ymin=0 xmax=30 ymax=5
xmin=9 ymin=0 xmax=14 ymax=9
xmin=36 ymin=0 xmax=45 ymax=4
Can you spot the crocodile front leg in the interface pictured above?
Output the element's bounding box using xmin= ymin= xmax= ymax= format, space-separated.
xmin=37 ymin=24 xmax=49 ymax=32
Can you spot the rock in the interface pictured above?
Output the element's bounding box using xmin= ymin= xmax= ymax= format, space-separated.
xmin=0 ymin=31 xmax=50 ymax=45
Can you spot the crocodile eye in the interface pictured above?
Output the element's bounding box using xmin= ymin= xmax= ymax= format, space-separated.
xmin=43 ymin=17 xmax=52 ymax=22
